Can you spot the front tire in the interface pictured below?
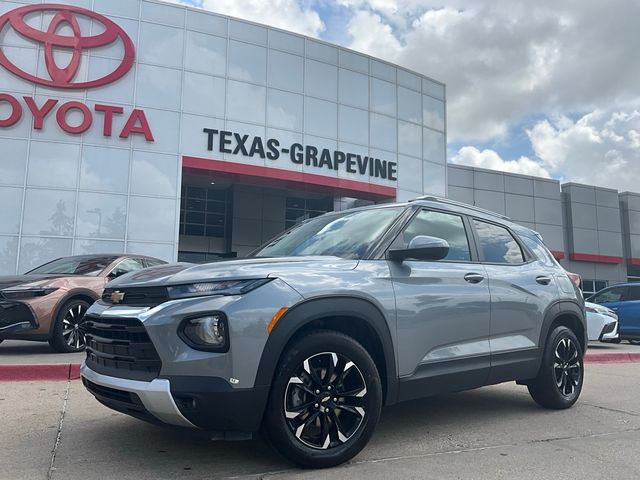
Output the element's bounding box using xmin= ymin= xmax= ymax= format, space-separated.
xmin=264 ymin=331 xmax=382 ymax=468
xmin=49 ymin=299 xmax=90 ymax=353
xmin=528 ymin=326 xmax=584 ymax=409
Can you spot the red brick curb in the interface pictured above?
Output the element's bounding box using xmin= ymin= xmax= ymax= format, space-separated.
xmin=0 ymin=363 xmax=81 ymax=381
xmin=584 ymin=353 xmax=640 ymax=364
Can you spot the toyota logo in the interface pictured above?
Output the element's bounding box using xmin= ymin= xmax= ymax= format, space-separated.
xmin=0 ymin=4 xmax=135 ymax=89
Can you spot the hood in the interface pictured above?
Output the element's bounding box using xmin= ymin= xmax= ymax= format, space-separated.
xmin=0 ymin=274 xmax=69 ymax=291
xmin=108 ymin=257 xmax=359 ymax=288
xmin=585 ymin=301 xmax=616 ymax=316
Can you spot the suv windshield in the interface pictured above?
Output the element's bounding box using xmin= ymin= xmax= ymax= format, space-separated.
xmin=27 ymin=256 xmax=118 ymax=276
xmin=253 ymin=207 xmax=404 ymax=259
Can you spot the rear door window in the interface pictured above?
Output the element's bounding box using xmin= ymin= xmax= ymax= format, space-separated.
xmin=625 ymin=286 xmax=640 ymax=301
xmin=472 ymin=219 xmax=525 ymax=264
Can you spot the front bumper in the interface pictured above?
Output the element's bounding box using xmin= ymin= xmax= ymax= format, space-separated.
xmin=81 ymin=364 xmax=195 ymax=428
xmin=81 ymin=364 xmax=269 ymax=432
xmin=0 ymin=300 xmax=38 ymax=336
xmin=599 ymin=320 xmax=619 ymax=342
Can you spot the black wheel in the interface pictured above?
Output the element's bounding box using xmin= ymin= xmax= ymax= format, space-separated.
xmin=628 ymin=339 xmax=640 ymax=345
xmin=264 ymin=331 xmax=382 ymax=468
xmin=49 ymin=299 xmax=90 ymax=353
xmin=527 ymin=326 xmax=584 ymax=409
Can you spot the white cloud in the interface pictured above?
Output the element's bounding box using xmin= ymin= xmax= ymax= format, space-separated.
xmin=339 ymin=1 xmax=640 ymax=145
xmin=346 ymin=10 xmax=401 ymax=60
xmin=527 ymin=108 xmax=640 ymax=191
xmin=451 ymin=146 xmax=551 ymax=178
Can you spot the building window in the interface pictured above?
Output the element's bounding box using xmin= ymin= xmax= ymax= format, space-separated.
xmin=285 ymin=197 xmax=333 ymax=229
xmin=180 ymin=186 xmax=230 ymax=238
xmin=582 ymin=279 xmax=608 ymax=297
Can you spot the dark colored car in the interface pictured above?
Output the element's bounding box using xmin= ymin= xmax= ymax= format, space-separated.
xmin=587 ymin=283 xmax=640 ymax=344
xmin=0 ymin=254 xmax=166 ymax=352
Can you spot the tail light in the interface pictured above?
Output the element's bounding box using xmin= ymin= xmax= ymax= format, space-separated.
xmin=566 ymin=271 xmax=582 ymax=289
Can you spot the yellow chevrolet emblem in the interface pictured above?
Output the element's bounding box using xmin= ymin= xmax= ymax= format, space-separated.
xmin=110 ymin=291 xmax=125 ymax=304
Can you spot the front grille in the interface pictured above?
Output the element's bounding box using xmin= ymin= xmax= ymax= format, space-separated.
xmin=84 ymin=314 xmax=161 ymax=381
xmin=101 ymin=286 xmax=169 ymax=307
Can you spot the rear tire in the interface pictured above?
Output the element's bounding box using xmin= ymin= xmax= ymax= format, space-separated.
xmin=49 ymin=299 xmax=90 ymax=353
xmin=264 ymin=331 xmax=382 ymax=468
xmin=528 ymin=326 xmax=583 ymax=409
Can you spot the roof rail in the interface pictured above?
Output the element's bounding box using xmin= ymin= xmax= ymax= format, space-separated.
xmin=410 ymin=195 xmax=512 ymax=221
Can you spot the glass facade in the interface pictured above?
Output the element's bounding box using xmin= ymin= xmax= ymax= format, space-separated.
xmin=0 ymin=0 xmax=447 ymax=274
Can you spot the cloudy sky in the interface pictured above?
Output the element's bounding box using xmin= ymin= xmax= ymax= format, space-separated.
xmin=171 ymin=0 xmax=640 ymax=191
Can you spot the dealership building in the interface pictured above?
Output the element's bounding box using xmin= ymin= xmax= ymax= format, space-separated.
xmin=0 ymin=0 xmax=638 ymax=295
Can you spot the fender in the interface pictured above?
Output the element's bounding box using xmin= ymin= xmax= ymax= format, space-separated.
xmin=48 ymin=288 xmax=101 ymax=337
xmin=254 ymin=296 xmax=399 ymax=405
xmin=538 ymin=299 xmax=586 ymax=348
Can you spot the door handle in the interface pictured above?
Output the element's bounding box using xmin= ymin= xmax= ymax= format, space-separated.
xmin=464 ymin=273 xmax=485 ymax=284
xmin=536 ymin=276 xmax=552 ymax=285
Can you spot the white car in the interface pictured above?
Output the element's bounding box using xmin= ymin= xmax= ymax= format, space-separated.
xmin=586 ymin=301 xmax=619 ymax=342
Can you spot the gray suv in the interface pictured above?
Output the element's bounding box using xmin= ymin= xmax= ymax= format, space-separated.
xmin=81 ymin=197 xmax=586 ymax=468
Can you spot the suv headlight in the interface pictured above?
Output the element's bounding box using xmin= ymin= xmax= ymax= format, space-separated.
xmin=167 ymin=278 xmax=272 ymax=299
xmin=1 ymin=286 xmax=58 ymax=300
xmin=179 ymin=313 xmax=229 ymax=352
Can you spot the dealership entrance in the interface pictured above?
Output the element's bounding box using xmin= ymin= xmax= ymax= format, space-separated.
xmin=177 ymin=164 xmax=382 ymax=262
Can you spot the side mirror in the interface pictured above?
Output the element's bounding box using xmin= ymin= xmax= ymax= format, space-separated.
xmin=108 ymin=268 xmax=128 ymax=279
xmin=388 ymin=235 xmax=450 ymax=262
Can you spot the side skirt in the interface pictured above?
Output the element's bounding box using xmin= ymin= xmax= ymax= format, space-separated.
xmin=398 ymin=355 xmax=491 ymax=402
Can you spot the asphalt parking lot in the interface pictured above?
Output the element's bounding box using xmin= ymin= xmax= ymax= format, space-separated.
xmin=1 ymin=358 xmax=640 ymax=479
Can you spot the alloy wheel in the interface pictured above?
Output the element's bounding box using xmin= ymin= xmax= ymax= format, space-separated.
xmin=553 ymin=338 xmax=581 ymax=396
xmin=284 ymin=351 xmax=367 ymax=450
xmin=61 ymin=303 xmax=88 ymax=350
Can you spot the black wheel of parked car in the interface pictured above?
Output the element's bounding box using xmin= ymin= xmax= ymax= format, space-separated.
xmin=264 ymin=330 xmax=382 ymax=468
xmin=49 ymin=299 xmax=91 ymax=353
xmin=527 ymin=326 xmax=583 ymax=409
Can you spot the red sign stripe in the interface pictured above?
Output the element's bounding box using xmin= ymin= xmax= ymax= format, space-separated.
xmin=182 ymin=156 xmax=397 ymax=199
xmin=569 ymin=253 xmax=623 ymax=264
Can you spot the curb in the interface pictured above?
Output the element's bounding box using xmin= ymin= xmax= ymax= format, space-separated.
xmin=0 ymin=363 xmax=81 ymax=382
xmin=584 ymin=353 xmax=640 ymax=364
xmin=0 ymin=354 xmax=638 ymax=381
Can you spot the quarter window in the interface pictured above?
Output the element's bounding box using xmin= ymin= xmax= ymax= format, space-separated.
xmin=395 ymin=210 xmax=471 ymax=261
xmin=473 ymin=220 xmax=524 ymax=264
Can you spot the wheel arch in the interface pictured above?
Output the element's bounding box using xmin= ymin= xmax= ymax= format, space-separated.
xmin=254 ymin=296 xmax=398 ymax=406
xmin=539 ymin=300 xmax=587 ymax=353
xmin=47 ymin=289 xmax=100 ymax=337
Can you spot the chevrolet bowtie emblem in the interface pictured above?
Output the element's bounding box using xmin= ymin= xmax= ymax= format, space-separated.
xmin=110 ymin=291 xmax=125 ymax=303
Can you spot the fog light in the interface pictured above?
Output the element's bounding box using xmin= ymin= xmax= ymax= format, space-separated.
xmin=180 ymin=314 xmax=228 ymax=351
